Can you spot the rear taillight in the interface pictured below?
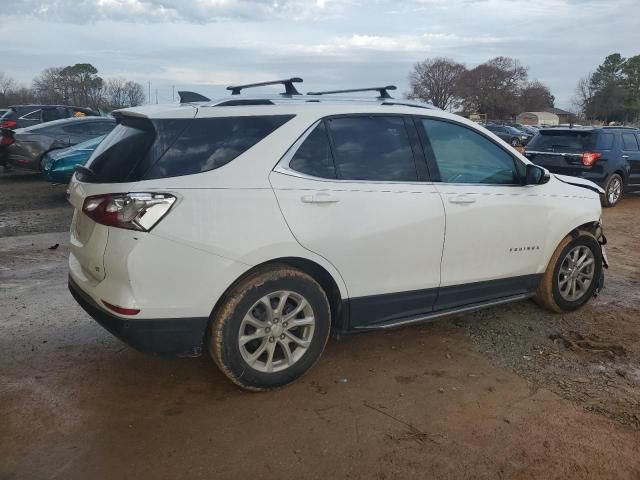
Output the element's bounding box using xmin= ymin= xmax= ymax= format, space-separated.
xmin=1 ymin=120 xmax=17 ymax=129
xmin=0 ymin=135 xmax=14 ymax=146
xmin=581 ymin=152 xmax=601 ymax=167
xmin=82 ymin=193 xmax=176 ymax=231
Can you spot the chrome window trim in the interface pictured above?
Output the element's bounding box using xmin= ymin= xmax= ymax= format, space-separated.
xmin=19 ymin=109 xmax=41 ymax=120
xmin=525 ymin=150 xmax=581 ymax=157
xmin=274 ymin=117 xmax=527 ymax=188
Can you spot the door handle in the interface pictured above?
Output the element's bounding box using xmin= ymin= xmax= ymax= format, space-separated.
xmin=301 ymin=192 xmax=340 ymax=204
xmin=448 ymin=194 xmax=476 ymax=204
xmin=622 ymin=155 xmax=630 ymax=159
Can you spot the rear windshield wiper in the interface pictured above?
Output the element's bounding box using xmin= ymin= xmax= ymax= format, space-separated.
xmin=74 ymin=164 xmax=100 ymax=180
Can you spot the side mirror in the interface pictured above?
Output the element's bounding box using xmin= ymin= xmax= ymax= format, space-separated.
xmin=525 ymin=164 xmax=550 ymax=185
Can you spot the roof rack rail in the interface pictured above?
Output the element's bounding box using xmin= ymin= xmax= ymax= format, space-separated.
xmin=307 ymin=85 xmax=397 ymax=99
xmin=381 ymin=100 xmax=437 ymax=110
xmin=601 ymin=125 xmax=639 ymax=130
xmin=226 ymin=77 xmax=303 ymax=96
xmin=178 ymin=91 xmax=211 ymax=103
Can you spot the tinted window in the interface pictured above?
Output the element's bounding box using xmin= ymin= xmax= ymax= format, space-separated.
xmin=82 ymin=115 xmax=293 ymax=183
xmin=596 ymin=133 xmax=614 ymax=149
xmin=289 ymin=122 xmax=336 ymax=179
xmin=144 ymin=115 xmax=293 ymax=179
xmin=42 ymin=107 xmax=67 ymax=122
xmin=62 ymin=121 xmax=98 ymax=134
xmin=85 ymin=120 xmax=115 ymax=136
xmin=622 ymin=133 xmax=639 ymax=151
xmin=22 ymin=110 xmax=41 ymax=120
xmin=82 ymin=117 xmax=156 ymax=183
xmin=327 ymin=116 xmax=418 ymax=181
xmin=526 ymin=131 xmax=594 ymax=152
xmin=422 ymin=119 xmax=518 ymax=185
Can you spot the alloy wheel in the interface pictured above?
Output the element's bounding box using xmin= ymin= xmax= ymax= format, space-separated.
xmin=607 ymin=177 xmax=622 ymax=205
xmin=238 ymin=290 xmax=315 ymax=373
xmin=557 ymin=245 xmax=595 ymax=302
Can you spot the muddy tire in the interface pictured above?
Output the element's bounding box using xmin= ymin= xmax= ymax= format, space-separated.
xmin=209 ymin=265 xmax=331 ymax=391
xmin=601 ymin=173 xmax=623 ymax=208
xmin=534 ymin=232 xmax=603 ymax=313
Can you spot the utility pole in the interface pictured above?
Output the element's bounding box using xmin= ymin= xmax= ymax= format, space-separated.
xmin=147 ymin=81 xmax=151 ymax=105
xmin=155 ymin=88 xmax=158 ymax=104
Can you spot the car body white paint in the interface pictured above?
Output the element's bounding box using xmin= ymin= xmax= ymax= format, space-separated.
xmin=67 ymin=100 xmax=602 ymax=322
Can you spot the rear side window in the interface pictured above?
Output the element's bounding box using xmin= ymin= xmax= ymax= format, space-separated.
xmin=81 ymin=115 xmax=293 ymax=183
xmin=42 ymin=107 xmax=68 ymax=122
xmin=288 ymin=122 xmax=337 ymax=179
xmin=144 ymin=115 xmax=293 ymax=179
xmin=327 ymin=116 xmax=418 ymax=181
xmin=596 ymin=133 xmax=614 ymax=149
xmin=622 ymin=133 xmax=639 ymax=151
xmin=526 ymin=131 xmax=594 ymax=152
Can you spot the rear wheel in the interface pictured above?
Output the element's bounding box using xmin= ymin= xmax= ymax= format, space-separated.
xmin=209 ymin=265 xmax=331 ymax=391
xmin=602 ymin=173 xmax=623 ymax=208
xmin=535 ymin=233 xmax=602 ymax=313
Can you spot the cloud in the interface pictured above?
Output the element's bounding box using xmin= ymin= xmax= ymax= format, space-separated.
xmin=13 ymin=0 xmax=336 ymax=23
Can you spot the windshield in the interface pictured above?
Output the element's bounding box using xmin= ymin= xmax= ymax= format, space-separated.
xmin=73 ymin=135 xmax=106 ymax=150
xmin=526 ymin=130 xmax=595 ymax=152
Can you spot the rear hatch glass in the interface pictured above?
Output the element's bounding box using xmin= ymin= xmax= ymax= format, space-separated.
xmin=78 ymin=114 xmax=294 ymax=183
xmin=526 ymin=130 xmax=595 ymax=153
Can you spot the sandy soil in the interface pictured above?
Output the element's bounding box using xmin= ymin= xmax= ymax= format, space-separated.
xmin=1 ymin=173 xmax=639 ymax=479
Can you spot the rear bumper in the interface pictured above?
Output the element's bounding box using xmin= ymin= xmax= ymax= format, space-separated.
xmin=69 ymin=275 xmax=208 ymax=357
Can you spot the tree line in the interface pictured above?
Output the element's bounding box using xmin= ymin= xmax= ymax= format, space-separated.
xmin=408 ymin=56 xmax=554 ymax=119
xmin=0 ymin=63 xmax=145 ymax=111
xmin=573 ymin=53 xmax=640 ymax=124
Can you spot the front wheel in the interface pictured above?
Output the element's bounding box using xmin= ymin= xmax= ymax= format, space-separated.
xmin=602 ymin=173 xmax=623 ymax=208
xmin=209 ymin=265 xmax=331 ymax=391
xmin=534 ymin=233 xmax=603 ymax=313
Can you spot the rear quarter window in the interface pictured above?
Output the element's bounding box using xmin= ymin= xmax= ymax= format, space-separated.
xmin=596 ymin=133 xmax=614 ymax=149
xmin=81 ymin=115 xmax=294 ymax=183
xmin=143 ymin=115 xmax=294 ymax=179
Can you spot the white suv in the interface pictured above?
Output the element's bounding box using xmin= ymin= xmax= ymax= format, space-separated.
xmin=67 ymin=79 xmax=607 ymax=391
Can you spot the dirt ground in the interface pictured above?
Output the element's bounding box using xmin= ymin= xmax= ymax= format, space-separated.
xmin=1 ymin=172 xmax=639 ymax=479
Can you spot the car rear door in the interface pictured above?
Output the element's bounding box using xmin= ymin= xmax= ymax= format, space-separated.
xmin=418 ymin=117 xmax=548 ymax=310
xmin=621 ymin=133 xmax=640 ymax=188
xmin=270 ymin=115 xmax=446 ymax=328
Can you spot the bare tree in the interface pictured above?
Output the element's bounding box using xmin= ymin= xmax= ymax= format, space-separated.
xmin=572 ymin=73 xmax=595 ymax=118
xmin=519 ymin=80 xmax=554 ymax=112
xmin=408 ymin=58 xmax=466 ymax=111
xmin=124 ymin=81 xmax=145 ymax=107
xmin=0 ymin=72 xmax=17 ymax=97
xmin=457 ymin=56 xmax=528 ymax=119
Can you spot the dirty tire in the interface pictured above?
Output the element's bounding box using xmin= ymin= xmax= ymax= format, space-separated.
xmin=601 ymin=173 xmax=623 ymax=208
xmin=534 ymin=232 xmax=603 ymax=313
xmin=209 ymin=265 xmax=331 ymax=391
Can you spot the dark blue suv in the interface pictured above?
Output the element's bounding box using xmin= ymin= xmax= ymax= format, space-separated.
xmin=524 ymin=127 xmax=640 ymax=207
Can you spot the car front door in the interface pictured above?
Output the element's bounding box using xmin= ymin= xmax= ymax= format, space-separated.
xmin=418 ymin=117 xmax=548 ymax=311
xmin=621 ymin=133 xmax=640 ymax=188
xmin=270 ymin=115 xmax=446 ymax=328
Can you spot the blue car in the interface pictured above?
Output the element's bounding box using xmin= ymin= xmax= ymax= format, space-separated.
xmin=42 ymin=135 xmax=105 ymax=184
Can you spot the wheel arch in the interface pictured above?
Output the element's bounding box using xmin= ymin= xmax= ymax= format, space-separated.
xmin=209 ymin=256 xmax=349 ymax=338
xmin=540 ymin=219 xmax=603 ymax=274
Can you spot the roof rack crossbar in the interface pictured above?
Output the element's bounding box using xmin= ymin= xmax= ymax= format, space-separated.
xmin=178 ymin=91 xmax=211 ymax=103
xmin=307 ymin=85 xmax=397 ymax=99
xmin=226 ymin=77 xmax=303 ymax=96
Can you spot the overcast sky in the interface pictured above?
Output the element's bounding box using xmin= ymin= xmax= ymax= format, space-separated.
xmin=2 ymin=0 xmax=639 ymax=108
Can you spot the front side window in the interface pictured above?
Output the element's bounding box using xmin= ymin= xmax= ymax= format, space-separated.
xmin=288 ymin=122 xmax=337 ymax=179
xmin=622 ymin=133 xmax=639 ymax=151
xmin=42 ymin=107 xmax=67 ymax=122
xmin=422 ymin=119 xmax=519 ymax=185
xmin=327 ymin=116 xmax=418 ymax=181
